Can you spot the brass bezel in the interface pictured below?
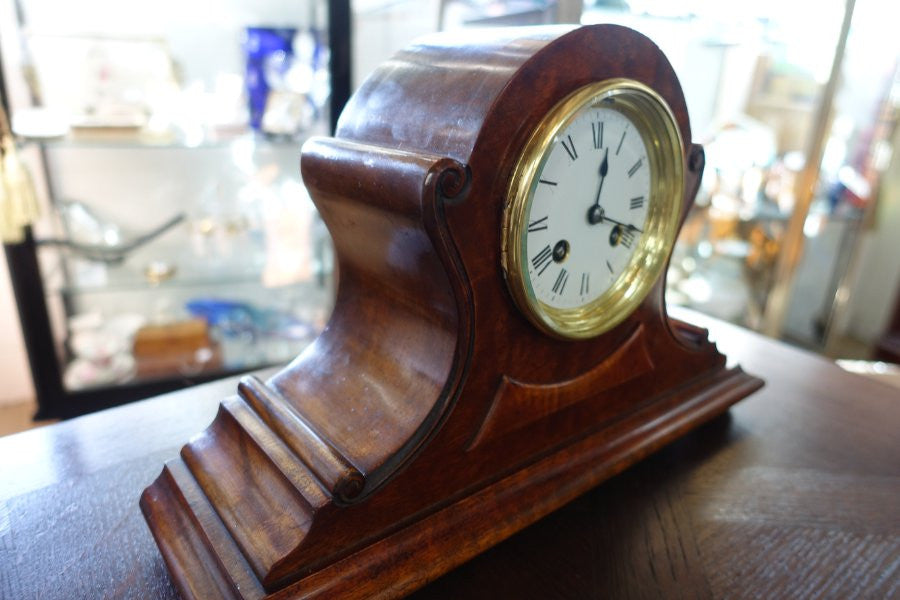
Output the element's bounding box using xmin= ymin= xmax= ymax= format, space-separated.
xmin=501 ymin=79 xmax=684 ymax=340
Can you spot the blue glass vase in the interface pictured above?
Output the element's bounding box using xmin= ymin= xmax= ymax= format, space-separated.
xmin=243 ymin=27 xmax=297 ymax=131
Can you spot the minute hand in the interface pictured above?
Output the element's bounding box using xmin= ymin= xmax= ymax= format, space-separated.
xmin=602 ymin=214 xmax=643 ymax=233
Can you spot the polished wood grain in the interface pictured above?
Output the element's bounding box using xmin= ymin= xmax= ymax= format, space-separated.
xmin=1 ymin=312 xmax=898 ymax=599
xmin=469 ymin=324 xmax=655 ymax=447
xmin=139 ymin=25 xmax=766 ymax=597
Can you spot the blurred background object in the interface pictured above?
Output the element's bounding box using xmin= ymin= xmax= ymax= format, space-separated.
xmin=0 ymin=100 xmax=39 ymax=242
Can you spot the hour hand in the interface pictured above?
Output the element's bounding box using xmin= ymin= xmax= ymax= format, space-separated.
xmin=598 ymin=147 xmax=609 ymax=181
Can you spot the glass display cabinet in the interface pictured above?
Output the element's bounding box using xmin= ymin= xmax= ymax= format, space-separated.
xmin=1 ymin=0 xmax=351 ymax=418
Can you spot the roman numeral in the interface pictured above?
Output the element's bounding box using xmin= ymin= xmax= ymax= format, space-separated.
xmin=620 ymin=228 xmax=636 ymax=249
xmin=627 ymin=159 xmax=643 ymax=178
xmin=592 ymin=121 xmax=603 ymax=149
xmin=580 ymin=272 xmax=589 ymax=295
xmin=531 ymin=245 xmax=553 ymax=275
xmin=630 ymin=196 xmax=644 ymax=210
xmin=561 ymin=135 xmax=578 ymax=161
xmin=538 ymin=179 xmax=557 ymax=186
xmin=552 ymin=268 xmax=569 ymax=295
xmin=527 ymin=216 xmax=548 ymax=232
xmin=606 ymin=260 xmax=614 ymax=274
xmin=616 ymin=129 xmax=627 ymax=155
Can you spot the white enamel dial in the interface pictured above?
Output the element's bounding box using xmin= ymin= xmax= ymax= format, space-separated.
xmin=502 ymin=79 xmax=684 ymax=340
xmin=524 ymin=105 xmax=651 ymax=310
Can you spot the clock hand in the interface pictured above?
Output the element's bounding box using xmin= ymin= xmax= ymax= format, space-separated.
xmin=602 ymin=214 xmax=643 ymax=233
xmin=594 ymin=147 xmax=609 ymax=206
xmin=586 ymin=148 xmax=609 ymax=225
xmin=587 ymin=205 xmax=643 ymax=233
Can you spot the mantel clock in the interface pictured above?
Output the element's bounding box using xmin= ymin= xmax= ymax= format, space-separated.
xmin=142 ymin=24 xmax=763 ymax=599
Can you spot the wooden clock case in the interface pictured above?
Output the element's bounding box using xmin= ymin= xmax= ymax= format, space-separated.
xmin=141 ymin=24 xmax=763 ymax=599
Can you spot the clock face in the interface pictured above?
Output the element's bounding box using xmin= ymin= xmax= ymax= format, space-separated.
xmin=525 ymin=106 xmax=651 ymax=310
xmin=502 ymin=79 xmax=684 ymax=339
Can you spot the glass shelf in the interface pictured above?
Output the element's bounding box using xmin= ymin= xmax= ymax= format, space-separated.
xmin=57 ymin=277 xmax=333 ymax=393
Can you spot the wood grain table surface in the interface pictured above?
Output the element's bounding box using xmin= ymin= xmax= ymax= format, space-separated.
xmin=1 ymin=309 xmax=897 ymax=600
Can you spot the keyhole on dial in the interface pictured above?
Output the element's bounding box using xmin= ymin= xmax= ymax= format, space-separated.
xmin=553 ymin=240 xmax=570 ymax=263
xmin=609 ymin=226 xmax=621 ymax=247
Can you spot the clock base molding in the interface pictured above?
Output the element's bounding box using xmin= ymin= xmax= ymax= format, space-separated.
xmin=142 ymin=360 xmax=761 ymax=600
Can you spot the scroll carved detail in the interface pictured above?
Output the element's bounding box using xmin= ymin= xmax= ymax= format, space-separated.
xmin=436 ymin=162 xmax=471 ymax=202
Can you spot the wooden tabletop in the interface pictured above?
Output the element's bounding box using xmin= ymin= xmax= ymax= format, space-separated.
xmin=2 ymin=309 xmax=898 ymax=600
